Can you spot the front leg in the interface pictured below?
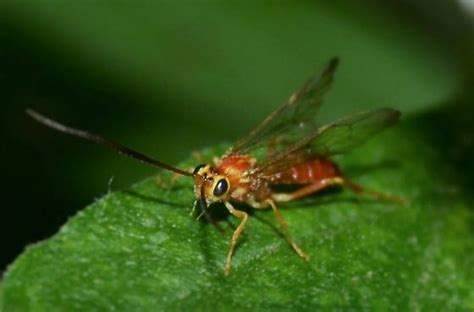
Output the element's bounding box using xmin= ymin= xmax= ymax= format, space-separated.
xmin=155 ymin=151 xmax=206 ymax=188
xmin=224 ymin=202 xmax=248 ymax=276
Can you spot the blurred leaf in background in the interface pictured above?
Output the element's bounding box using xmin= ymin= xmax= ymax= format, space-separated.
xmin=0 ymin=0 xmax=473 ymax=310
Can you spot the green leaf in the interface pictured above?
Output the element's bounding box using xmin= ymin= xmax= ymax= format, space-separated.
xmin=1 ymin=107 xmax=473 ymax=311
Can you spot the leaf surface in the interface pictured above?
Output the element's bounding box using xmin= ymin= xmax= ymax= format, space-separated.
xmin=1 ymin=109 xmax=473 ymax=311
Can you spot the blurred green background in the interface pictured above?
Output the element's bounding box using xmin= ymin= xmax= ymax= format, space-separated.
xmin=0 ymin=0 xmax=472 ymax=272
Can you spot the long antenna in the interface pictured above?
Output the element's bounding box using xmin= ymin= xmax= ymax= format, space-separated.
xmin=26 ymin=109 xmax=193 ymax=177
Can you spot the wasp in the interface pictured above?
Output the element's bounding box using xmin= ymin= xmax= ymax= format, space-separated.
xmin=27 ymin=58 xmax=401 ymax=275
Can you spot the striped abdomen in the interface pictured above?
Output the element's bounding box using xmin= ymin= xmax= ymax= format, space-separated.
xmin=269 ymin=158 xmax=341 ymax=184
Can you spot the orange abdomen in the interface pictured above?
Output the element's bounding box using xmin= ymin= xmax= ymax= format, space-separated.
xmin=269 ymin=158 xmax=341 ymax=184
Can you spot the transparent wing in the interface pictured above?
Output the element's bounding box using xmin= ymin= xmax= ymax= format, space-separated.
xmin=258 ymin=108 xmax=401 ymax=175
xmin=307 ymin=108 xmax=400 ymax=156
xmin=228 ymin=57 xmax=339 ymax=158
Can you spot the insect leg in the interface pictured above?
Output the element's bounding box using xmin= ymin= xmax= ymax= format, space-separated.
xmin=272 ymin=177 xmax=406 ymax=205
xmin=155 ymin=164 xmax=198 ymax=188
xmin=267 ymin=199 xmax=310 ymax=261
xmin=343 ymin=179 xmax=407 ymax=205
xmin=224 ymin=202 xmax=248 ymax=276
xmin=272 ymin=177 xmax=345 ymax=202
xmin=251 ymin=199 xmax=310 ymax=261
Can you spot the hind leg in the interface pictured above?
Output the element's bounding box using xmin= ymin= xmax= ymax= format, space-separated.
xmin=343 ymin=179 xmax=407 ymax=205
xmin=272 ymin=177 xmax=345 ymax=202
xmin=272 ymin=176 xmax=405 ymax=205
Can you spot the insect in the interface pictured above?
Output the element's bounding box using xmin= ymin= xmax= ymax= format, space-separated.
xmin=27 ymin=57 xmax=401 ymax=275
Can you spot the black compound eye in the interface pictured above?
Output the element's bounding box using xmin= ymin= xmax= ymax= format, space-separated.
xmin=193 ymin=164 xmax=207 ymax=175
xmin=213 ymin=178 xmax=229 ymax=197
